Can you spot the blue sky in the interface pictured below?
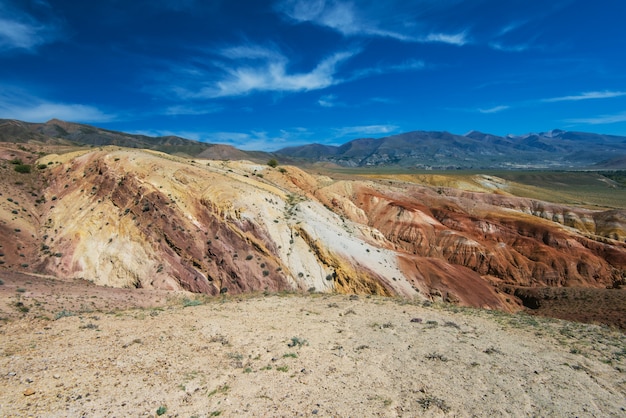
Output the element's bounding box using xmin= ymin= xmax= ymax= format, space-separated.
xmin=1 ymin=0 xmax=625 ymax=150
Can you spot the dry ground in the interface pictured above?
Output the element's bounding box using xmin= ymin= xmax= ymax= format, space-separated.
xmin=1 ymin=273 xmax=625 ymax=417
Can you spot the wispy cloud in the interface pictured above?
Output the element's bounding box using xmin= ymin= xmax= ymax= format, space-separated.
xmin=497 ymin=20 xmax=528 ymax=37
xmin=422 ymin=32 xmax=467 ymax=46
xmin=164 ymin=104 xmax=222 ymax=116
xmin=349 ymin=59 xmax=425 ymax=80
xmin=478 ymin=105 xmax=510 ymax=114
xmin=206 ymin=128 xmax=316 ymax=150
xmin=318 ymin=94 xmax=341 ymax=107
xmin=488 ymin=42 xmax=530 ymax=52
xmin=277 ymin=0 xmax=468 ymax=45
xmin=130 ymin=127 xmax=316 ymax=151
xmin=334 ymin=124 xmax=398 ymax=138
xmin=172 ymin=44 xmax=356 ymax=99
xmin=565 ymin=111 xmax=626 ymax=125
xmin=278 ymin=0 xmax=399 ymax=39
xmin=318 ymin=94 xmax=397 ymax=109
xmin=0 ymin=1 xmax=63 ymax=52
xmin=543 ymin=91 xmax=626 ymax=103
xmin=0 ymin=87 xmax=113 ymax=122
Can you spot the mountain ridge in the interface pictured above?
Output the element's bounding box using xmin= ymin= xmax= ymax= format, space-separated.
xmin=277 ymin=129 xmax=626 ymax=169
xmin=0 ymin=118 xmax=273 ymax=162
xmin=2 ymin=119 xmax=626 ymax=169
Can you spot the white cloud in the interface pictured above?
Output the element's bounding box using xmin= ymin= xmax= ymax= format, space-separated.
xmin=318 ymin=94 xmax=339 ymax=107
xmin=488 ymin=41 xmax=530 ymax=52
xmin=174 ymin=46 xmax=356 ymax=99
xmin=478 ymin=105 xmax=510 ymax=114
xmin=129 ymin=127 xmax=316 ymax=151
xmin=543 ymin=91 xmax=626 ymax=103
xmin=0 ymin=2 xmax=62 ymax=52
xmin=422 ymin=32 xmax=467 ymax=46
xmin=220 ymin=44 xmax=283 ymax=60
xmin=0 ymin=87 xmax=113 ymax=122
xmin=497 ymin=20 xmax=528 ymax=37
xmin=277 ymin=0 xmax=467 ymax=45
xmin=334 ymin=124 xmax=398 ymax=137
xmin=565 ymin=111 xmax=626 ymax=125
xmin=349 ymin=59 xmax=425 ymax=80
xmin=206 ymin=128 xmax=316 ymax=150
xmin=164 ymin=104 xmax=222 ymax=116
xmin=1 ymin=102 xmax=113 ymax=123
xmin=279 ymin=0 xmax=382 ymax=38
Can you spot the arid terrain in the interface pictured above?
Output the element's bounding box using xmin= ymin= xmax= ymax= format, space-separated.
xmin=1 ymin=129 xmax=626 ymax=416
xmin=1 ymin=272 xmax=625 ymax=417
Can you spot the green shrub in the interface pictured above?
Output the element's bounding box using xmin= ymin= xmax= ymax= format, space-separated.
xmin=182 ymin=297 xmax=203 ymax=307
xmin=54 ymin=310 xmax=74 ymax=320
xmin=288 ymin=336 xmax=308 ymax=347
xmin=14 ymin=164 xmax=32 ymax=173
xmin=267 ymin=159 xmax=278 ymax=168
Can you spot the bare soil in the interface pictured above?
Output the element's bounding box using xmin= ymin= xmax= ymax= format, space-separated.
xmin=1 ymin=273 xmax=625 ymax=417
xmin=511 ymin=287 xmax=626 ymax=331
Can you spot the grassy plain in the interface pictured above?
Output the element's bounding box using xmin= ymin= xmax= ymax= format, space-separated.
xmin=322 ymin=167 xmax=626 ymax=209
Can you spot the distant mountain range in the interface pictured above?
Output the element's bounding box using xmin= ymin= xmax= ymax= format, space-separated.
xmin=276 ymin=129 xmax=626 ymax=169
xmin=2 ymin=118 xmax=626 ymax=169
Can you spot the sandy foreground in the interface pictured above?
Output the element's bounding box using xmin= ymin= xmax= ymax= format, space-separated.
xmin=1 ymin=277 xmax=625 ymax=417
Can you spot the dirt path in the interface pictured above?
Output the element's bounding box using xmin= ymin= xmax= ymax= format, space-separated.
xmin=1 ymin=280 xmax=625 ymax=417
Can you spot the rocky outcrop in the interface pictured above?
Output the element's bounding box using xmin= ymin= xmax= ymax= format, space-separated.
xmin=312 ymin=182 xmax=625 ymax=291
xmin=1 ymin=144 xmax=625 ymax=314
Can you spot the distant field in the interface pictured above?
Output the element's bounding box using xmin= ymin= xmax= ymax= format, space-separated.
xmin=497 ymin=171 xmax=626 ymax=209
xmin=322 ymin=167 xmax=626 ymax=209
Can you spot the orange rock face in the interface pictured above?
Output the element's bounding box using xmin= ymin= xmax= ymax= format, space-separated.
xmin=309 ymin=181 xmax=625 ymax=308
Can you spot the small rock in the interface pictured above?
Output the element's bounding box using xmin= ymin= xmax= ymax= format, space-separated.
xmin=53 ymin=374 xmax=61 ymax=379
xmin=312 ymin=409 xmax=319 ymax=415
xmin=410 ymin=318 xmax=422 ymax=323
xmin=26 ymin=378 xmax=34 ymax=383
xmin=8 ymin=372 xmax=16 ymax=377
xmin=23 ymin=388 xmax=35 ymax=396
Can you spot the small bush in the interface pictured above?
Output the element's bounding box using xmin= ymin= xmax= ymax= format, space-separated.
xmin=425 ymin=352 xmax=448 ymax=362
xmin=14 ymin=164 xmax=32 ymax=173
xmin=288 ymin=336 xmax=308 ymax=347
xmin=55 ymin=310 xmax=74 ymax=320
xmin=15 ymin=302 xmax=29 ymax=313
xmin=156 ymin=406 xmax=167 ymax=416
xmin=417 ymin=395 xmax=450 ymax=412
xmin=182 ymin=298 xmax=203 ymax=307
xmin=267 ymin=159 xmax=278 ymax=168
